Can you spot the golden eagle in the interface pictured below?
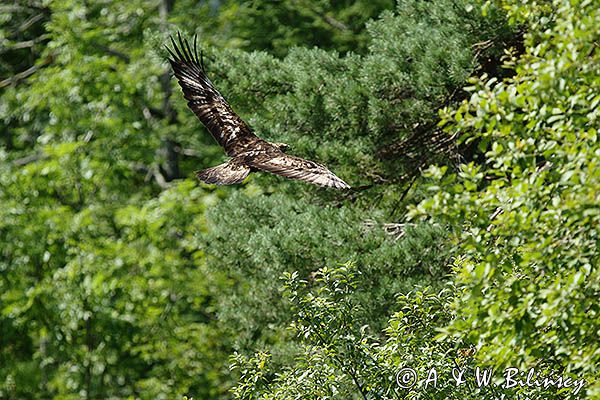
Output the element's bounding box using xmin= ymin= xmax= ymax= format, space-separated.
xmin=166 ymin=34 xmax=350 ymax=189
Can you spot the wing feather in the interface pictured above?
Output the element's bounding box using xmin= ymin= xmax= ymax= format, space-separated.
xmin=249 ymin=153 xmax=350 ymax=189
xmin=166 ymin=33 xmax=258 ymax=156
xmin=196 ymin=159 xmax=250 ymax=185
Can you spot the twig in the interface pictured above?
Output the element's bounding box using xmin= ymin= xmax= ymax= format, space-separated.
xmin=173 ymin=145 xmax=201 ymax=157
xmin=131 ymin=163 xmax=171 ymax=189
xmin=12 ymin=153 xmax=45 ymax=166
xmin=96 ymin=44 xmax=131 ymax=63
xmin=16 ymin=13 xmax=46 ymax=33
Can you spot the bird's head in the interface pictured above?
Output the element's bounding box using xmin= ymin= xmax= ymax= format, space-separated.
xmin=273 ymin=142 xmax=290 ymax=152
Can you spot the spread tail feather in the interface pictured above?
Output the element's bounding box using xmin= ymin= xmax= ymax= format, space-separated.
xmin=196 ymin=160 xmax=250 ymax=185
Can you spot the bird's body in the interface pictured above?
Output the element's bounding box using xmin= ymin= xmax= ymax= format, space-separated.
xmin=166 ymin=33 xmax=350 ymax=189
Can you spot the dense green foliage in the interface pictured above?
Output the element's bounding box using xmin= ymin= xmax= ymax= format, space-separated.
xmin=202 ymin=0 xmax=396 ymax=57
xmin=228 ymin=1 xmax=600 ymax=399
xmin=202 ymin=0 xmax=511 ymax=358
xmin=1 ymin=0 xmax=597 ymax=399
xmin=414 ymin=0 xmax=600 ymax=396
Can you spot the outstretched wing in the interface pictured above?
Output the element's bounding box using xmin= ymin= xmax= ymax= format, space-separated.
xmin=249 ymin=153 xmax=350 ymax=189
xmin=166 ymin=33 xmax=258 ymax=156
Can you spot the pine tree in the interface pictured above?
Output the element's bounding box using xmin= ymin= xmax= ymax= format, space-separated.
xmin=202 ymin=0 xmax=513 ymax=362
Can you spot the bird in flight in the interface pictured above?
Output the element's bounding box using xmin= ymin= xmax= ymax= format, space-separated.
xmin=166 ymin=33 xmax=350 ymax=189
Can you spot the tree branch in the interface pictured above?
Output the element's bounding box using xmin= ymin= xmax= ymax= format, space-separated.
xmin=12 ymin=152 xmax=45 ymax=166
xmin=131 ymin=163 xmax=171 ymax=190
xmin=0 ymin=53 xmax=53 ymax=88
xmin=16 ymin=12 xmax=46 ymax=34
xmin=95 ymin=44 xmax=131 ymax=63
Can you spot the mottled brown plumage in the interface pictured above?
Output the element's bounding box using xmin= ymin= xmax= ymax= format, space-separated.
xmin=166 ymin=33 xmax=350 ymax=189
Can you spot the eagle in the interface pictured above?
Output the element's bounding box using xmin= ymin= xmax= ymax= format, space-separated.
xmin=166 ymin=34 xmax=350 ymax=189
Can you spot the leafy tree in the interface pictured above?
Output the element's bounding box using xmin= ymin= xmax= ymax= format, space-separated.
xmin=410 ymin=0 xmax=600 ymax=397
xmin=232 ymin=267 xmax=468 ymax=400
xmin=0 ymin=0 xmax=231 ymax=397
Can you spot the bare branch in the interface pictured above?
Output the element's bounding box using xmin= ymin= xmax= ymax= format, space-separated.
xmin=173 ymin=145 xmax=201 ymax=158
xmin=1 ymin=39 xmax=36 ymax=52
xmin=0 ymin=53 xmax=53 ymax=88
xmin=12 ymin=153 xmax=45 ymax=166
xmin=322 ymin=14 xmax=350 ymax=31
xmin=16 ymin=13 xmax=46 ymax=33
xmin=131 ymin=163 xmax=172 ymax=190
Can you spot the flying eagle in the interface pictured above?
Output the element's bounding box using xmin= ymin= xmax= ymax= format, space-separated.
xmin=166 ymin=34 xmax=350 ymax=189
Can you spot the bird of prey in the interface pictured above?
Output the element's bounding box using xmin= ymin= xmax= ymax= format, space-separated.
xmin=166 ymin=33 xmax=350 ymax=189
